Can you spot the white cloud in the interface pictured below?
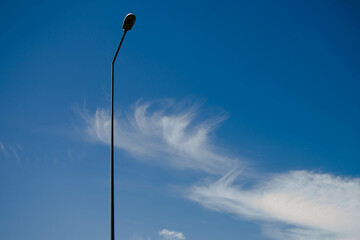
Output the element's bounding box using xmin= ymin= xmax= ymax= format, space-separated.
xmin=9 ymin=145 xmax=20 ymax=161
xmin=159 ymin=229 xmax=186 ymax=240
xmin=79 ymin=99 xmax=360 ymax=240
xmin=80 ymin=99 xmax=240 ymax=174
xmin=0 ymin=141 xmax=22 ymax=163
xmin=0 ymin=141 xmax=9 ymax=158
xmin=188 ymin=170 xmax=360 ymax=240
xmin=261 ymin=224 xmax=338 ymax=240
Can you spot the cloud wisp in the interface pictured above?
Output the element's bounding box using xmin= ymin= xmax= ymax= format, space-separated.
xmin=79 ymin=99 xmax=360 ymax=240
xmin=0 ymin=141 xmax=22 ymax=163
xmin=188 ymin=170 xmax=360 ymax=240
xmin=0 ymin=141 xmax=9 ymax=158
xmin=80 ymin=99 xmax=239 ymax=174
xmin=159 ymin=229 xmax=186 ymax=240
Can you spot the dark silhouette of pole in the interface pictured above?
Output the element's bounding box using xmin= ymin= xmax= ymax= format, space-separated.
xmin=110 ymin=13 xmax=136 ymax=240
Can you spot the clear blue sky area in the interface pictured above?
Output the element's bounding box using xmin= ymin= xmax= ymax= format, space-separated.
xmin=1 ymin=1 xmax=359 ymax=240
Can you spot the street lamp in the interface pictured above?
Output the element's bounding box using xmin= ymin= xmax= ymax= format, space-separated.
xmin=110 ymin=13 xmax=136 ymax=240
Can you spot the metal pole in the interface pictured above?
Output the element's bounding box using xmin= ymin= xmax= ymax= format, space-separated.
xmin=110 ymin=29 xmax=127 ymax=240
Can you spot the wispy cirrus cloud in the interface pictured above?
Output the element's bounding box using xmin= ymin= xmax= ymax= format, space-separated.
xmin=159 ymin=229 xmax=186 ymax=240
xmin=80 ymin=99 xmax=240 ymax=174
xmin=188 ymin=170 xmax=360 ymax=240
xmin=261 ymin=224 xmax=339 ymax=240
xmin=0 ymin=141 xmax=9 ymax=158
xmin=0 ymin=141 xmax=22 ymax=163
xmin=78 ymin=99 xmax=360 ymax=240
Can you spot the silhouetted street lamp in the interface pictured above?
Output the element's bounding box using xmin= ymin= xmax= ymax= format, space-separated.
xmin=110 ymin=13 xmax=136 ymax=240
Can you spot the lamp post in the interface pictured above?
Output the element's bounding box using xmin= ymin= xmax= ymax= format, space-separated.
xmin=110 ymin=13 xmax=136 ymax=240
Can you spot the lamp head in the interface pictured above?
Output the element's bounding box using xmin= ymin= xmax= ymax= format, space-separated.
xmin=122 ymin=13 xmax=136 ymax=31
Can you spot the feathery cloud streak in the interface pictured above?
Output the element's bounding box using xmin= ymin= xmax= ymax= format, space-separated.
xmin=0 ymin=141 xmax=22 ymax=163
xmin=81 ymin=100 xmax=239 ymax=174
xmin=188 ymin=170 xmax=360 ymax=240
xmin=80 ymin=99 xmax=360 ymax=240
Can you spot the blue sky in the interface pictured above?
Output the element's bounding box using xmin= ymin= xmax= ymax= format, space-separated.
xmin=1 ymin=0 xmax=360 ymax=240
